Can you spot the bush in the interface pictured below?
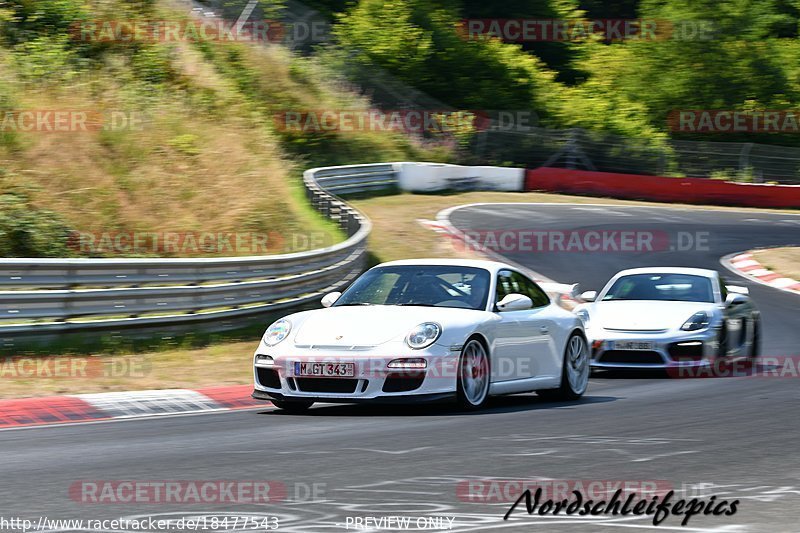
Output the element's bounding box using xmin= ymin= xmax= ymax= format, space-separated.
xmin=130 ymin=45 xmax=177 ymax=85
xmin=0 ymin=0 xmax=88 ymax=45
xmin=0 ymin=191 xmax=75 ymax=257
xmin=0 ymin=82 xmax=19 ymax=148
xmin=13 ymin=34 xmax=79 ymax=84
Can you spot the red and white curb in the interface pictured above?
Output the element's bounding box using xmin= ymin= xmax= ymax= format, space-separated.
xmin=727 ymin=252 xmax=800 ymax=295
xmin=0 ymin=385 xmax=267 ymax=429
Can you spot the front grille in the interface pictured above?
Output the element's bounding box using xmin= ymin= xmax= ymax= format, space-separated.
xmin=668 ymin=342 xmax=704 ymax=361
xmin=599 ymin=350 xmax=664 ymax=365
xmin=295 ymin=378 xmax=359 ymax=394
xmin=256 ymin=368 xmax=281 ymax=389
xmin=382 ymin=372 xmax=426 ymax=393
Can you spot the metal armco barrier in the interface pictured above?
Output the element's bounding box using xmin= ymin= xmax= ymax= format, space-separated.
xmin=0 ymin=163 xmax=397 ymax=334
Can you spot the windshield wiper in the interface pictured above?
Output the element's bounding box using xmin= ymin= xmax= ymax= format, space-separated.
xmin=336 ymin=302 xmax=374 ymax=306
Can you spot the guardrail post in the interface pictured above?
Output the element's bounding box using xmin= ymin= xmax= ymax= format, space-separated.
xmin=62 ymin=265 xmax=75 ymax=322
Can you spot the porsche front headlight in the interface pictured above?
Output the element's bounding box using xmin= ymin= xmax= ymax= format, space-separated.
xmin=406 ymin=322 xmax=441 ymax=350
xmin=263 ymin=319 xmax=292 ymax=346
xmin=576 ymin=309 xmax=590 ymax=326
xmin=681 ymin=311 xmax=709 ymax=331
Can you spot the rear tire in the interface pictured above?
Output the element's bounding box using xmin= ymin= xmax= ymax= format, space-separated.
xmin=456 ymin=338 xmax=491 ymax=410
xmin=748 ymin=318 xmax=761 ymax=361
xmin=271 ymin=399 xmax=314 ymax=413
xmin=717 ymin=326 xmax=729 ymax=359
xmin=537 ymin=332 xmax=589 ymax=401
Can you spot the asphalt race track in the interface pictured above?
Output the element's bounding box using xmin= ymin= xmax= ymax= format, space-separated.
xmin=2 ymin=204 xmax=799 ymax=533
xmin=448 ymin=203 xmax=800 ymax=356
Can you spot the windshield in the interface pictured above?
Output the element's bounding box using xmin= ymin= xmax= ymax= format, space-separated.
xmin=334 ymin=265 xmax=491 ymax=310
xmin=602 ymin=273 xmax=714 ymax=303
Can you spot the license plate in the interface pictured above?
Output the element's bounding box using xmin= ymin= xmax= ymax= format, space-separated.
xmin=293 ymin=362 xmax=355 ymax=377
xmin=607 ymin=340 xmax=655 ymax=351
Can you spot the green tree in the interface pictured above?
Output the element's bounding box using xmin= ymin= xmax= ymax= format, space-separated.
xmin=333 ymin=0 xmax=561 ymax=113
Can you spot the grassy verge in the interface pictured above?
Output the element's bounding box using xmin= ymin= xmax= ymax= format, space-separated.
xmin=0 ymin=341 xmax=254 ymax=400
xmin=752 ymin=247 xmax=800 ymax=280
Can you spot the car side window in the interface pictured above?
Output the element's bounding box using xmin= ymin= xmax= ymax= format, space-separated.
xmin=495 ymin=270 xmax=519 ymax=302
xmin=512 ymin=272 xmax=550 ymax=308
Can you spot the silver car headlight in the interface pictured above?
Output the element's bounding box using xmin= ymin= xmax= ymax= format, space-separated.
xmin=263 ymin=319 xmax=292 ymax=346
xmin=406 ymin=322 xmax=441 ymax=350
xmin=576 ymin=309 xmax=590 ymax=326
xmin=681 ymin=311 xmax=709 ymax=331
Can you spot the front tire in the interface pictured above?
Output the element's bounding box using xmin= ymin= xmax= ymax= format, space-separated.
xmin=537 ymin=332 xmax=589 ymax=401
xmin=271 ymin=399 xmax=314 ymax=413
xmin=456 ymin=338 xmax=491 ymax=410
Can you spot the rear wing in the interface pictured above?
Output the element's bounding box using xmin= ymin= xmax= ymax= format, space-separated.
xmin=539 ymin=282 xmax=581 ymax=309
xmin=726 ymin=285 xmax=750 ymax=295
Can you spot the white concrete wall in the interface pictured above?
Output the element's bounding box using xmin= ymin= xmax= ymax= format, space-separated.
xmin=395 ymin=162 xmax=524 ymax=192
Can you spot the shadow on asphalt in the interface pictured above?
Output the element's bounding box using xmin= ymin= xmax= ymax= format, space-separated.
xmin=258 ymin=394 xmax=617 ymax=417
xmin=591 ymin=368 xmax=669 ymax=379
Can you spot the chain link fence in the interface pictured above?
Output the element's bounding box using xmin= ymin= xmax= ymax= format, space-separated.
xmin=467 ymin=128 xmax=800 ymax=184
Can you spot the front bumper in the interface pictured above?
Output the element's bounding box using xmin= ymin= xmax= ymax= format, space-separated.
xmin=252 ymin=389 xmax=456 ymax=404
xmin=253 ymin=345 xmax=460 ymax=402
xmin=588 ymin=327 xmax=718 ymax=369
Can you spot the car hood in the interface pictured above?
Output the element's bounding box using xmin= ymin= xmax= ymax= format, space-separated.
xmin=590 ymin=300 xmax=715 ymax=331
xmin=292 ymin=305 xmax=487 ymax=348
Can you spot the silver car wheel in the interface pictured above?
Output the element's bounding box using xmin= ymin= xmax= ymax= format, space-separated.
xmin=460 ymin=340 xmax=490 ymax=407
xmin=566 ymin=334 xmax=589 ymax=395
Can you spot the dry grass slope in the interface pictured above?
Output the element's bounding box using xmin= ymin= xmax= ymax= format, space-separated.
xmin=0 ymin=0 xmax=447 ymax=257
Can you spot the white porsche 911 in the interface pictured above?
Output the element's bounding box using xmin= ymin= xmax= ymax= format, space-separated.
xmin=252 ymin=259 xmax=589 ymax=411
xmin=573 ymin=267 xmax=760 ymax=370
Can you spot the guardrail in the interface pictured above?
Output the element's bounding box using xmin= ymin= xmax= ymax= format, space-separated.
xmin=0 ymin=163 xmax=398 ymax=334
